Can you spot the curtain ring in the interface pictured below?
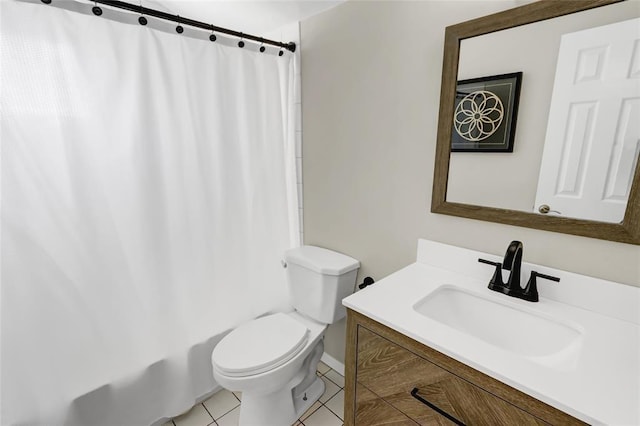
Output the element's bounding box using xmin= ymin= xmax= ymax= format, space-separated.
xmin=278 ymin=49 xmax=284 ymax=57
xmin=176 ymin=16 xmax=184 ymax=33
xmin=41 ymin=0 xmax=52 ymax=4
xmin=138 ymin=2 xmax=147 ymax=25
xmin=238 ymin=33 xmax=245 ymax=48
xmin=138 ymin=0 xmax=148 ymax=25
xmin=209 ymin=26 xmax=217 ymax=42
xmin=259 ymin=39 xmax=266 ymax=53
xmin=92 ymin=1 xmax=102 ymax=15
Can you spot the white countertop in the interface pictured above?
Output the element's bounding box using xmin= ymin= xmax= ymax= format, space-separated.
xmin=343 ymin=240 xmax=640 ymax=425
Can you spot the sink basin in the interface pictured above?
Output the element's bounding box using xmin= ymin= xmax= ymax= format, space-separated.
xmin=413 ymin=285 xmax=584 ymax=361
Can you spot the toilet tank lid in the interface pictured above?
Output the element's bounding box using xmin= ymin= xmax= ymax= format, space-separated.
xmin=284 ymin=245 xmax=360 ymax=276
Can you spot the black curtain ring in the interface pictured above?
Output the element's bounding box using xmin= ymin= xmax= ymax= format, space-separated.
xmin=41 ymin=0 xmax=52 ymax=4
xmin=238 ymin=34 xmax=245 ymax=48
xmin=278 ymin=49 xmax=284 ymax=57
xmin=209 ymin=29 xmax=217 ymax=42
xmin=92 ymin=1 xmax=102 ymax=15
xmin=176 ymin=17 xmax=184 ymax=33
xmin=138 ymin=3 xmax=147 ymax=25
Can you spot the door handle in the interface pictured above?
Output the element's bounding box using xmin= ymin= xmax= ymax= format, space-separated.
xmin=538 ymin=204 xmax=562 ymax=215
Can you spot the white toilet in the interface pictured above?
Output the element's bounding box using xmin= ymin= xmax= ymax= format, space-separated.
xmin=211 ymin=245 xmax=360 ymax=426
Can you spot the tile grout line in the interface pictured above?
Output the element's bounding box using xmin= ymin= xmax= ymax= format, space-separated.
xmin=299 ymin=402 xmax=322 ymax=423
xmin=200 ymin=402 xmax=216 ymax=424
xmin=301 ymin=402 xmax=343 ymax=426
xmin=324 ymin=403 xmax=343 ymax=422
xmin=212 ymin=403 xmax=240 ymax=422
xmin=299 ymin=392 xmax=344 ymax=424
xmin=324 ymin=375 xmax=342 ymax=388
xmin=322 ymin=391 xmax=345 ymax=422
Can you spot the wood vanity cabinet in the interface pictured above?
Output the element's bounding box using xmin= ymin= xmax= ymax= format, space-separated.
xmin=344 ymin=309 xmax=586 ymax=426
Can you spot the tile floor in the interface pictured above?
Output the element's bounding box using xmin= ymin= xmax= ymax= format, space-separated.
xmin=163 ymin=362 xmax=344 ymax=426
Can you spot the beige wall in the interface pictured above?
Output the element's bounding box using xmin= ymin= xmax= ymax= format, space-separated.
xmin=300 ymin=1 xmax=640 ymax=364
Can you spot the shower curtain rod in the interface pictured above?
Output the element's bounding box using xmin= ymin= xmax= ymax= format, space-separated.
xmin=43 ymin=0 xmax=296 ymax=52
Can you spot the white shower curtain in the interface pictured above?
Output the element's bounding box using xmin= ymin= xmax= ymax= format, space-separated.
xmin=1 ymin=1 xmax=300 ymax=424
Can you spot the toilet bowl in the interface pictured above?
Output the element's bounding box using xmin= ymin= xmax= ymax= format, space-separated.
xmin=212 ymin=312 xmax=327 ymax=425
xmin=211 ymin=246 xmax=359 ymax=426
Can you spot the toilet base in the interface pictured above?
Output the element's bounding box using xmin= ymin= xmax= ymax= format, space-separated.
xmin=293 ymin=376 xmax=325 ymax=419
xmin=238 ymin=376 xmax=325 ymax=426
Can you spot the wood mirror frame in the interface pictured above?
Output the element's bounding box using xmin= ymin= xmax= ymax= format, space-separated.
xmin=432 ymin=0 xmax=640 ymax=245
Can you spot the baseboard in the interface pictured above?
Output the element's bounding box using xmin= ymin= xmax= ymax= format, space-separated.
xmin=320 ymin=352 xmax=345 ymax=376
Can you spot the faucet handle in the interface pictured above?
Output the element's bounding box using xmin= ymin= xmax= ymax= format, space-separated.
xmin=523 ymin=271 xmax=560 ymax=302
xmin=531 ymin=271 xmax=560 ymax=283
xmin=478 ymin=258 xmax=505 ymax=289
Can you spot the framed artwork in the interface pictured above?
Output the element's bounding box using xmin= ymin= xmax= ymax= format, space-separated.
xmin=451 ymin=72 xmax=522 ymax=152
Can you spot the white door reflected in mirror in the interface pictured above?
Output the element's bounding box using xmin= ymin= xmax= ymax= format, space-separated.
xmin=534 ymin=18 xmax=640 ymax=223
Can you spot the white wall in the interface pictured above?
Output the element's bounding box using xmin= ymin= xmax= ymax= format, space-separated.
xmin=300 ymin=1 xmax=640 ymax=364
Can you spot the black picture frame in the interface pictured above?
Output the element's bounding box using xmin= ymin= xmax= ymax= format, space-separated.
xmin=451 ymin=72 xmax=522 ymax=152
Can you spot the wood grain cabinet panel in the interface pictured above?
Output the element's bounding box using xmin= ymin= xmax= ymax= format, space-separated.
xmin=357 ymin=327 xmax=546 ymax=426
xmin=355 ymin=382 xmax=417 ymax=425
xmin=344 ymin=309 xmax=585 ymax=426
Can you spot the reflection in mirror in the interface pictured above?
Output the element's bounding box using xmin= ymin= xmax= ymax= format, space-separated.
xmin=446 ymin=1 xmax=640 ymax=224
xmin=535 ymin=17 xmax=639 ymax=223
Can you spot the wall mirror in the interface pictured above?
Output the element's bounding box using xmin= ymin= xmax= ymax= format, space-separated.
xmin=432 ymin=0 xmax=640 ymax=244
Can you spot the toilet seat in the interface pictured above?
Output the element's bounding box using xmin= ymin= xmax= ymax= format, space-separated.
xmin=212 ymin=313 xmax=309 ymax=377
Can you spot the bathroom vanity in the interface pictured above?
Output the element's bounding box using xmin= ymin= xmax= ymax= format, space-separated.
xmin=342 ymin=240 xmax=640 ymax=425
xmin=346 ymin=310 xmax=581 ymax=425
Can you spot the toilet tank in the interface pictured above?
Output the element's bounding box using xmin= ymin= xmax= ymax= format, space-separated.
xmin=284 ymin=246 xmax=360 ymax=324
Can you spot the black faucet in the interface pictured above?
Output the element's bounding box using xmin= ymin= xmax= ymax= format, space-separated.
xmin=478 ymin=241 xmax=559 ymax=302
xmin=502 ymin=240 xmax=523 ymax=292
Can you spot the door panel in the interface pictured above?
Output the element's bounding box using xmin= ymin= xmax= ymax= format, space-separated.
xmin=535 ymin=17 xmax=640 ymax=223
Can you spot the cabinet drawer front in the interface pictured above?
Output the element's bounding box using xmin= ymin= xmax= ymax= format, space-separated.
xmin=356 ymin=326 xmax=547 ymax=426
xmin=356 ymin=382 xmax=418 ymax=425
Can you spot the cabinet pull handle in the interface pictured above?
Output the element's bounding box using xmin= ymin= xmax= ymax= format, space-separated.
xmin=410 ymin=387 xmax=466 ymax=426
